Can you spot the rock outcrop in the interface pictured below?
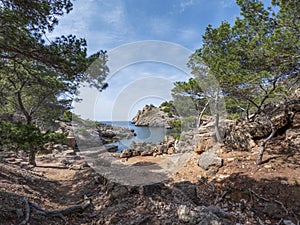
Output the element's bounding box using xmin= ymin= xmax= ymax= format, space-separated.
xmin=58 ymin=121 xmax=135 ymax=150
xmin=96 ymin=122 xmax=135 ymax=144
xmin=131 ymin=104 xmax=177 ymax=128
xmin=119 ymin=135 xmax=176 ymax=158
xmin=225 ymin=97 xmax=300 ymax=151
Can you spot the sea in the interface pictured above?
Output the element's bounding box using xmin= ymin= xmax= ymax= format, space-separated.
xmin=101 ymin=121 xmax=170 ymax=151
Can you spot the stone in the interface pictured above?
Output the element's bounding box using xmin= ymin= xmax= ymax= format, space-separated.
xmin=106 ymin=145 xmax=118 ymax=152
xmin=66 ymin=136 xmax=76 ymax=149
xmin=108 ymin=184 xmax=129 ymax=201
xmin=141 ymin=150 xmax=154 ymax=156
xmin=61 ymin=159 xmax=72 ymax=166
xmin=178 ymin=205 xmax=197 ymax=224
xmin=198 ymin=152 xmax=223 ymax=170
xmin=70 ymin=165 xmax=82 ymax=170
xmin=167 ymin=147 xmax=175 ymax=154
xmin=63 ymin=149 xmax=75 ymax=155
xmin=283 ymin=220 xmax=296 ymax=225
xmin=194 ymin=139 xmax=209 ymax=154
xmin=164 ymin=135 xmax=175 ymax=147
xmin=81 ymin=161 xmax=89 ymax=167
xmin=138 ymin=182 xmax=168 ymax=197
xmin=131 ymin=150 xmax=141 ymax=157
xmin=174 ymin=182 xmax=199 ymax=205
xmin=263 ymin=203 xmax=285 ymax=219
xmin=119 ymin=149 xmax=132 ymax=158
xmin=53 ymin=144 xmax=64 ymax=151
xmin=178 ymin=205 xmax=233 ymax=225
xmin=206 ymin=167 xmax=219 ymax=176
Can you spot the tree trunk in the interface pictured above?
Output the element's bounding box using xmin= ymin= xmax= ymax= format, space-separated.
xmin=28 ymin=151 xmax=36 ymax=166
xmin=215 ymin=112 xmax=222 ymax=142
xmin=256 ymin=116 xmax=276 ymax=165
xmin=26 ymin=115 xmax=32 ymax=125
xmin=214 ymin=93 xmax=222 ymax=143
xmin=197 ymin=100 xmax=210 ymax=127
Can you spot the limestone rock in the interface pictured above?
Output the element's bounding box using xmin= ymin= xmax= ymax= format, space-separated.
xmin=106 ymin=145 xmax=118 ymax=153
xmin=120 ymin=149 xmax=132 ymax=158
xmin=167 ymin=147 xmax=175 ymax=154
xmin=198 ymin=152 xmax=223 ymax=170
xmin=225 ymin=98 xmax=300 ymax=151
xmin=178 ymin=205 xmax=233 ymax=225
xmin=131 ymin=104 xmax=178 ymax=128
xmin=63 ymin=149 xmax=75 ymax=156
xmin=194 ymin=139 xmax=209 ymax=154
xmin=263 ymin=203 xmax=286 ymax=219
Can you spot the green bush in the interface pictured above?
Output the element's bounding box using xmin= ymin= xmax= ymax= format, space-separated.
xmin=168 ymin=120 xmax=181 ymax=139
xmin=163 ymin=107 xmax=170 ymax=113
xmin=0 ymin=121 xmax=66 ymax=153
xmin=77 ymin=127 xmax=90 ymax=136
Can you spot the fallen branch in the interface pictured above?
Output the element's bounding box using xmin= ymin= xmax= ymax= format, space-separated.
xmin=258 ymin=216 xmax=264 ymax=225
xmin=30 ymin=199 xmax=91 ymax=218
xmin=249 ymin=189 xmax=270 ymax=202
xmin=274 ymin=200 xmax=288 ymax=215
xmin=291 ymin=210 xmax=300 ymax=225
xmin=214 ymin=190 xmax=229 ymax=204
xmin=276 ymin=218 xmax=283 ymax=225
xmin=19 ymin=196 xmax=30 ymax=225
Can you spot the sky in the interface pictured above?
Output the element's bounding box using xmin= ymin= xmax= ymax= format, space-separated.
xmin=48 ymin=0 xmax=268 ymax=121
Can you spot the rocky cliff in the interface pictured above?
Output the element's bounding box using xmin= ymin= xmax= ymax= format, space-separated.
xmin=131 ymin=104 xmax=177 ymax=128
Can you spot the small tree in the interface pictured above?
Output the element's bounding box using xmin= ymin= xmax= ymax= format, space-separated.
xmin=0 ymin=121 xmax=65 ymax=166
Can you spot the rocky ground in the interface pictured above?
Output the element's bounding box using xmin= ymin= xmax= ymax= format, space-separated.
xmin=0 ymin=130 xmax=299 ymax=225
xmin=0 ymin=98 xmax=299 ymax=225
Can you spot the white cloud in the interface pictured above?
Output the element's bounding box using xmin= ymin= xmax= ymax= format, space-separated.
xmin=179 ymin=0 xmax=194 ymax=12
xmin=46 ymin=0 xmax=135 ymax=53
xmin=149 ymin=17 xmax=173 ymax=36
xmin=220 ymin=0 xmax=235 ymax=8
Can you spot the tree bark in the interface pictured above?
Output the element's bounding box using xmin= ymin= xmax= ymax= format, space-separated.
xmin=197 ymin=100 xmax=209 ymax=127
xmin=256 ymin=115 xmax=276 ymax=165
xmin=28 ymin=151 xmax=36 ymax=166
xmin=214 ymin=92 xmax=222 ymax=143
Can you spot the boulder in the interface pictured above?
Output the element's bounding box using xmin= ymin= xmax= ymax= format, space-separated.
xmin=120 ymin=149 xmax=132 ymax=158
xmin=174 ymin=181 xmax=199 ymax=204
xmin=167 ymin=147 xmax=175 ymax=154
xmin=138 ymin=182 xmax=169 ymax=197
xmin=198 ymin=151 xmax=223 ymax=170
xmin=194 ymin=139 xmax=209 ymax=154
xmin=63 ymin=149 xmax=75 ymax=156
xmin=225 ymin=98 xmax=300 ymax=151
xmin=141 ymin=150 xmax=154 ymax=156
xmin=131 ymin=149 xmax=141 ymax=157
xmin=178 ymin=205 xmax=233 ymax=225
xmin=106 ymin=145 xmax=118 ymax=153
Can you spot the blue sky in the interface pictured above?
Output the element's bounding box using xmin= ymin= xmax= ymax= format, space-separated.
xmin=50 ymin=0 xmax=240 ymax=52
xmin=49 ymin=0 xmax=268 ymax=121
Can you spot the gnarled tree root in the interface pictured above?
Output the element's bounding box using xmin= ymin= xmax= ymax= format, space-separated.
xmin=19 ymin=196 xmax=91 ymax=224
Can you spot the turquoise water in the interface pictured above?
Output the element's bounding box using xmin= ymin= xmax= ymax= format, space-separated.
xmin=101 ymin=121 xmax=169 ymax=151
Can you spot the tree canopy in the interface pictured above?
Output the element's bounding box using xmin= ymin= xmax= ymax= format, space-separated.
xmin=189 ymin=0 xmax=299 ymax=117
xmin=188 ymin=0 xmax=299 ymax=163
xmin=0 ymin=0 xmax=109 ymax=165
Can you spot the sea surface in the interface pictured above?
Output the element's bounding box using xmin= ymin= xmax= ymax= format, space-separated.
xmin=101 ymin=121 xmax=170 ymax=151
